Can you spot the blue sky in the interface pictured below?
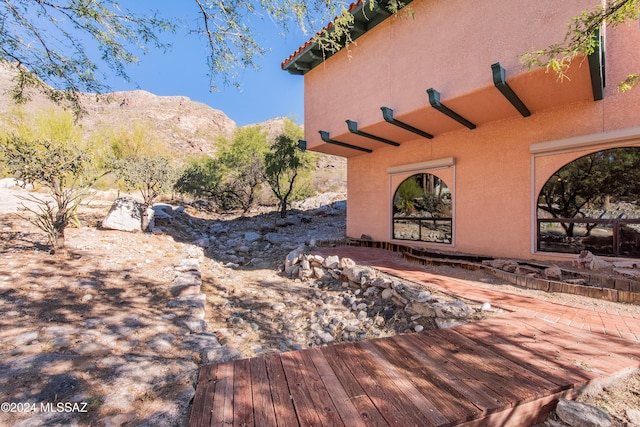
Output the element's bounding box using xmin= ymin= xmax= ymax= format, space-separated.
xmin=104 ymin=3 xmax=309 ymax=127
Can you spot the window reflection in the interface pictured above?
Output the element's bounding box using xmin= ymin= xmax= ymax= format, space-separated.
xmin=392 ymin=173 xmax=452 ymax=243
xmin=537 ymin=147 xmax=640 ymax=257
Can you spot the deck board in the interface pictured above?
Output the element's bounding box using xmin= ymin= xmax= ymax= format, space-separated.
xmin=189 ymin=361 xmax=217 ymax=427
xmin=454 ymin=318 xmax=595 ymax=388
xmin=321 ymin=344 xmax=389 ymax=426
xmin=389 ymin=333 xmax=507 ymax=415
xmin=307 ymin=348 xmax=369 ymax=427
xmin=189 ymin=245 xmax=640 ymax=427
xmin=191 ymin=317 xmax=638 ymax=427
xmin=212 ymin=362 xmax=234 ymax=426
xmin=280 ymin=350 xmax=329 ymax=426
xmin=371 ymin=335 xmax=484 ymax=421
xmin=358 ymin=339 xmax=453 ymax=425
xmin=264 ymin=354 xmax=299 ymax=427
xmin=365 ymin=338 xmax=479 ymax=423
xmin=284 ymin=350 xmax=345 ymax=426
xmin=233 ymin=358 xmax=253 ymax=427
xmin=332 ymin=342 xmax=429 ymax=426
xmin=416 ymin=331 xmax=537 ymax=404
xmin=250 ymin=357 xmax=278 ymax=427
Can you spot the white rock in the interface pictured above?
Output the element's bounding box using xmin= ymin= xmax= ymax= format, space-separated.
xmin=415 ymin=291 xmax=432 ymax=303
xmin=626 ymin=408 xmax=640 ymax=426
xmin=556 ymin=398 xmax=611 ymax=427
xmin=435 ymin=318 xmax=467 ymax=329
xmin=434 ymin=301 xmax=471 ymax=319
xmin=322 ymin=255 xmax=340 ymax=269
xmin=406 ymin=302 xmax=436 ymax=317
xmin=339 ymin=257 xmax=356 ymax=269
xmin=101 ymin=197 xmax=154 ymax=232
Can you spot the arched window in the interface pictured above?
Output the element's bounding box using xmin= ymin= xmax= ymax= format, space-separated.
xmin=537 ymin=147 xmax=640 ymax=257
xmin=393 ymin=173 xmax=452 ymax=243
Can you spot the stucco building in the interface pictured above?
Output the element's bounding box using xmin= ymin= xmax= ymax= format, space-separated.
xmin=282 ymin=0 xmax=640 ymax=261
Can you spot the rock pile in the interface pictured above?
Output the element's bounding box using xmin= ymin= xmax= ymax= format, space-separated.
xmin=285 ymin=249 xmax=492 ymax=343
xmin=485 ymin=250 xmax=640 ymax=284
xmin=155 ymin=201 xmax=347 ymax=268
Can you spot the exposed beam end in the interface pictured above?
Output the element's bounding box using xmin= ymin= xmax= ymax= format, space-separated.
xmin=380 ymin=107 xmax=434 ymax=139
xmin=491 ymin=62 xmax=531 ymax=117
xmin=346 ymin=120 xmax=400 ymax=146
xmin=426 ymin=88 xmax=477 ymax=130
xmin=319 ymin=130 xmax=373 ymax=153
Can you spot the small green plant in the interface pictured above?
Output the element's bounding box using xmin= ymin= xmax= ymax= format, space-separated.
xmin=394 ymin=177 xmax=424 ymax=214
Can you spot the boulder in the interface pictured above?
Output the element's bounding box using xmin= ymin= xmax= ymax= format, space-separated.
xmin=572 ymin=250 xmax=612 ymax=270
xmin=434 ymin=301 xmax=471 ymax=319
xmin=405 ymin=302 xmax=436 ymax=317
xmin=102 ymin=197 xmax=154 ymax=232
xmin=344 ymin=265 xmax=376 ymax=285
xmin=322 ymin=255 xmax=340 ymax=269
xmin=515 ymin=265 xmax=540 ymax=276
xmin=152 ymin=204 xmax=174 ymax=220
xmin=266 ymin=232 xmax=288 ymax=245
xmin=0 ymin=177 xmax=20 ymax=188
xmin=285 ymin=248 xmax=304 ymax=274
xmin=555 ymin=398 xmax=611 ymax=427
xmin=243 ymin=231 xmax=262 ymax=243
xmin=544 ymin=265 xmax=563 ymax=280
xmin=435 ymin=318 xmax=467 ymax=329
xmin=339 ymin=257 xmax=356 ymax=269
xmin=485 ymin=259 xmax=519 ymax=273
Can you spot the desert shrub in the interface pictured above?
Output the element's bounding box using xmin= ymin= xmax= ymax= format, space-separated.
xmin=0 ymin=136 xmax=96 ymax=252
xmin=110 ymin=155 xmax=178 ymax=229
xmin=394 ymin=177 xmax=424 ymax=214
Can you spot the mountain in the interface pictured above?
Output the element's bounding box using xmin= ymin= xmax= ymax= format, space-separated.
xmin=0 ymin=62 xmax=346 ymax=191
xmin=82 ymin=90 xmax=238 ymax=155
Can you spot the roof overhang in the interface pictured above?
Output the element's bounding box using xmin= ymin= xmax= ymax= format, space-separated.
xmin=281 ymin=0 xmax=414 ymax=75
xmin=301 ymin=55 xmax=603 ymax=158
xmin=286 ymin=4 xmax=606 ymax=158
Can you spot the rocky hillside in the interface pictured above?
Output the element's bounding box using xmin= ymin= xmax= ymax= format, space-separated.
xmin=79 ymin=90 xmax=238 ymax=156
xmin=0 ymin=62 xmax=346 ymax=189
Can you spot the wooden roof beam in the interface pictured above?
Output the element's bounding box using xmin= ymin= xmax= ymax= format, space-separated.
xmin=491 ymin=62 xmax=531 ymax=117
xmin=381 ymin=107 xmax=434 ymax=139
xmin=346 ymin=120 xmax=400 ymax=146
xmin=426 ymin=88 xmax=476 ymax=130
xmin=319 ymin=130 xmax=373 ymax=153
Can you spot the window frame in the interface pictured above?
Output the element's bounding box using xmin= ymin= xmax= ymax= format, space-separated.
xmin=387 ymin=157 xmax=456 ymax=246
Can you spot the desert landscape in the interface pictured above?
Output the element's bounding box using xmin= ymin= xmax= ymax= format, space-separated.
xmin=1 ymin=180 xmax=639 ymax=426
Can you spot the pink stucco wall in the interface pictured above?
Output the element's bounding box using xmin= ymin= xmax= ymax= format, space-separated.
xmin=300 ymin=0 xmax=640 ymax=260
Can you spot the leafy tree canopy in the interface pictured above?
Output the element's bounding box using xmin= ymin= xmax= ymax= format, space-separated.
xmin=264 ymin=120 xmax=314 ymax=217
xmin=0 ymin=0 xmax=408 ymax=115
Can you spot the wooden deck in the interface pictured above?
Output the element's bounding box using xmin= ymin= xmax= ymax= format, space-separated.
xmin=190 ymin=247 xmax=640 ymax=426
xmin=189 ymin=313 xmax=640 ymax=426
